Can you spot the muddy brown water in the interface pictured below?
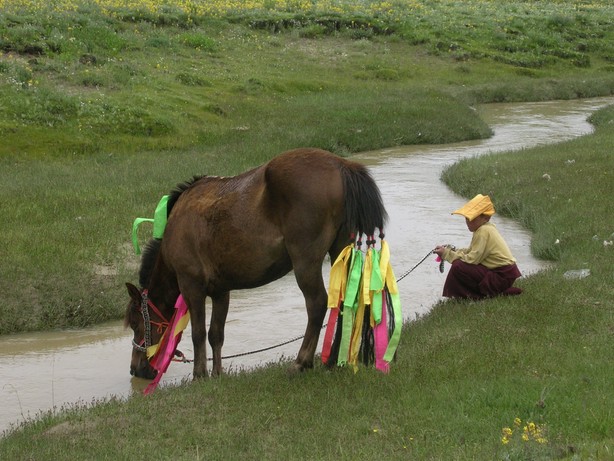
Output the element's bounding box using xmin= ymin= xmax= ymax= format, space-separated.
xmin=2 ymin=97 xmax=613 ymax=434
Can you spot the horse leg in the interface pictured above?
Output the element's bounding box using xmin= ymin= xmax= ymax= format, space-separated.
xmin=290 ymin=259 xmax=329 ymax=373
xmin=209 ymin=292 xmax=230 ymax=377
xmin=179 ymin=282 xmax=209 ymax=379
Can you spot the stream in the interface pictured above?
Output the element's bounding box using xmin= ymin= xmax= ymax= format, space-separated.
xmin=1 ymin=96 xmax=613 ymax=435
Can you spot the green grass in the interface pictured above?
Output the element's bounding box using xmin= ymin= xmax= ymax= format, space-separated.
xmin=1 ymin=1 xmax=614 ymax=459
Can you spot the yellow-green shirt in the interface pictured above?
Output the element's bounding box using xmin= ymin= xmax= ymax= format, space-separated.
xmin=443 ymin=222 xmax=516 ymax=269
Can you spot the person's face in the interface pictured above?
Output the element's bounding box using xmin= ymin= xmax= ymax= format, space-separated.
xmin=465 ymin=214 xmax=489 ymax=232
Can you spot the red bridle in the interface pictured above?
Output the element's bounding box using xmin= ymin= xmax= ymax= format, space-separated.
xmin=131 ymin=289 xmax=170 ymax=354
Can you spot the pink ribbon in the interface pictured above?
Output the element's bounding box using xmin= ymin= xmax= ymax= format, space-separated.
xmin=321 ymin=304 xmax=340 ymax=366
xmin=144 ymin=294 xmax=189 ymax=395
xmin=373 ymin=291 xmax=390 ymax=373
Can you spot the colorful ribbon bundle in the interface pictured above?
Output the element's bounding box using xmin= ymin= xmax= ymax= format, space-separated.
xmin=322 ymin=238 xmax=401 ymax=373
xmin=144 ymin=294 xmax=191 ymax=395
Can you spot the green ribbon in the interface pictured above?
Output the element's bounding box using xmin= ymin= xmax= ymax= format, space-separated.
xmin=338 ymin=248 xmax=364 ymax=366
xmin=383 ymin=290 xmax=402 ymax=363
xmin=131 ymin=195 xmax=169 ymax=255
xmin=343 ymin=249 xmax=364 ymax=312
xmin=369 ymin=249 xmax=384 ymax=324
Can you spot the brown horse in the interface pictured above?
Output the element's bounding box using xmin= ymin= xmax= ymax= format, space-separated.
xmin=125 ymin=147 xmax=387 ymax=379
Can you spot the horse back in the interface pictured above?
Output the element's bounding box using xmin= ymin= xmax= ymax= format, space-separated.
xmin=263 ymin=148 xmax=347 ymax=227
xmin=265 ymin=148 xmax=387 ymax=237
xmin=160 ymin=148 xmax=386 ymax=293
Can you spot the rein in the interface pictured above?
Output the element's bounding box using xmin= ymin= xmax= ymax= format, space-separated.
xmin=395 ymin=249 xmax=438 ymax=283
xmin=132 ymin=249 xmax=439 ymax=362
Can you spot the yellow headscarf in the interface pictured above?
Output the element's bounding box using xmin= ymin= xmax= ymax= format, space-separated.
xmin=452 ymin=194 xmax=495 ymax=221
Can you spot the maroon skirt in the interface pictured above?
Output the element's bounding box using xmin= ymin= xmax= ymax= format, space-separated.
xmin=442 ymin=260 xmax=522 ymax=300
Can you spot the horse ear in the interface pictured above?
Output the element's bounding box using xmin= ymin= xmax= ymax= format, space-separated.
xmin=126 ymin=282 xmax=142 ymax=303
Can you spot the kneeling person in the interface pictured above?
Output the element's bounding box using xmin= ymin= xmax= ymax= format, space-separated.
xmin=434 ymin=194 xmax=522 ymax=300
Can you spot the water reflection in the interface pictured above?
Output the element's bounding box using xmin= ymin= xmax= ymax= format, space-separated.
xmin=1 ymin=97 xmax=613 ymax=435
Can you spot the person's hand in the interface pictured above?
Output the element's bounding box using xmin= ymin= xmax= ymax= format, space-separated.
xmin=433 ymin=245 xmax=446 ymax=257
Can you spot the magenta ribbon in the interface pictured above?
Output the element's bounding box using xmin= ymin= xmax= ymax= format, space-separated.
xmin=373 ymin=291 xmax=390 ymax=373
xmin=144 ymin=294 xmax=189 ymax=395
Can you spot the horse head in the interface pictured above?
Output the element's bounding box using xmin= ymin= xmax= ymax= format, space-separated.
xmin=124 ymin=282 xmax=169 ymax=379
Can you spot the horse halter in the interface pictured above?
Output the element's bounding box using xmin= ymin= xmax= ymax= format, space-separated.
xmin=132 ymin=289 xmax=170 ymax=354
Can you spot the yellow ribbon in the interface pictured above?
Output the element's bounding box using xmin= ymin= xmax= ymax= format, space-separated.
xmin=361 ymin=247 xmax=373 ymax=306
xmin=348 ymin=294 xmax=366 ymax=372
xmin=327 ymin=244 xmax=354 ymax=308
xmin=146 ymin=311 xmax=191 ymax=359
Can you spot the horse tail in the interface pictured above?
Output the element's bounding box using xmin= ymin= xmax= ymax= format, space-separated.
xmin=340 ymin=162 xmax=388 ymax=237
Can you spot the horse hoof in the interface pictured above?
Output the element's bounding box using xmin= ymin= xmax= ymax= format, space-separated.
xmin=211 ymin=369 xmax=223 ymax=378
xmin=287 ymin=363 xmax=305 ymax=376
xmin=192 ymin=370 xmax=210 ymax=380
xmin=288 ymin=359 xmax=315 ymax=376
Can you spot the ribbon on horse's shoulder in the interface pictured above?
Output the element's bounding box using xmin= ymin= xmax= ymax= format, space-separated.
xmin=144 ymin=294 xmax=190 ymax=395
xmin=131 ymin=195 xmax=169 ymax=255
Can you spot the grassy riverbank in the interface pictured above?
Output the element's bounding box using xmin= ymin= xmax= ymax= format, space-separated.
xmin=1 ymin=0 xmax=614 ymax=459
xmin=1 ymin=104 xmax=613 ymax=457
xmin=3 ymin=94 xmax=613 ymax=461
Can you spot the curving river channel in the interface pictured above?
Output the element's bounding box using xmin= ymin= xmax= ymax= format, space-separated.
xmin=1 ymin=96 xmax=613 ymax=435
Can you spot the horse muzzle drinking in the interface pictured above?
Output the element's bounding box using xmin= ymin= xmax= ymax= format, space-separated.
xmin=130 ymin=350 xmax=158 ymax=380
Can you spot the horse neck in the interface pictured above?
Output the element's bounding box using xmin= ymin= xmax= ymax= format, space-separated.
xmin=147 ymin=258 xmax=180 ymax=319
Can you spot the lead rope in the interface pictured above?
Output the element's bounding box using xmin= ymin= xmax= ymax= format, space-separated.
xmin=183 ymin=248 xmax=438 ymax=363
xmin=395 ymin=249 xmax=438 ymax=283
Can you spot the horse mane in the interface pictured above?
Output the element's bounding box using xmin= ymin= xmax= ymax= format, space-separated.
xmin=166 ymin=175 xmax=204 ymax=216
xmin=139 ymin=238 xmax=161 ymax=288
xmin=138 ymin=175 xmax=205 ymax=288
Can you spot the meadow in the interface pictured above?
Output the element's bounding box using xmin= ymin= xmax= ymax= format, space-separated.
xmin=0 ymin=0 xmax=613 ymax=459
